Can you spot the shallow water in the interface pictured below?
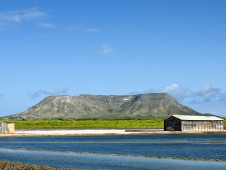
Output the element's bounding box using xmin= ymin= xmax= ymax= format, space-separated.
xmin=0 ymin=134 xmax=226 ymax=169
xmin=1 ymin=148 xmax=226 ymax=170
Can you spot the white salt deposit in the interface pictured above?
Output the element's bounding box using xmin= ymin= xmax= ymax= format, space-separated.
xmin=15 ymin=129 xmax=126 ymax=135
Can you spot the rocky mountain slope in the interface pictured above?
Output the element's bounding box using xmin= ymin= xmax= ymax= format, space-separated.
xmin=6 ymin=93 xmax=201 ymax=120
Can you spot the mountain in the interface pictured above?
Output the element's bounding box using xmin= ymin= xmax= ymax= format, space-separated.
xmin=6 ymin=93 xmax=201 ymax=120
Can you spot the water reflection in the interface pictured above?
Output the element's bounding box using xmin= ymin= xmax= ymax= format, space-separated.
xmin=0 ymin=148 xmax=226 ymax=170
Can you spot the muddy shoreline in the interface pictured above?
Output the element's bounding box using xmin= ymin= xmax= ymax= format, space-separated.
xmin=0 ymin=161 xmax=81 ymax=170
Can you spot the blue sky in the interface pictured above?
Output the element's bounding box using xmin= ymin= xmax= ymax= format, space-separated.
xmin=0 ymin=0 xmax=226 ymax=117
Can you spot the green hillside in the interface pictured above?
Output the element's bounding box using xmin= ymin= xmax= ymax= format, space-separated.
xmin=5 ymin=93 xmax=201 ymax=120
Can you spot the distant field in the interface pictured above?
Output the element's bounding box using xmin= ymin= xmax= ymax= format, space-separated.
xmin=1 ymin=119 xmax=164 ymax=129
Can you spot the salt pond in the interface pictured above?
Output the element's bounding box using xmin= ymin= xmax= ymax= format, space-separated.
xmin=0 ymin=134 xmax=226 ymax=169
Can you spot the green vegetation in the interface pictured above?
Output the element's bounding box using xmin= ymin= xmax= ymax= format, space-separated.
xmin=1 ymin=119 xmax=164 ymax=129
xmin=1 ymin=118 xmax=225 ymax=129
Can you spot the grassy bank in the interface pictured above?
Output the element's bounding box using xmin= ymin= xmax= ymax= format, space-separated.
xmin=2 ymin=119 xmax=164 ymax=129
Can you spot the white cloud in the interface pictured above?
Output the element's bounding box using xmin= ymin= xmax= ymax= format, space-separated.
xmin=30 ymin=87 xmax=69 ymax=99
xmin=160 ymin=83 xmax=226 ymax=105
xmin=98 ymin=44 xmax=113 ymax=56
xmin=0 ymin=8 xmax=45 ymax=29
xmin=163 ymin=83 xmax=180 ymax=93
xmin=144 ymin=83 xmax=226 ymax=116
xmin=38 ymin=22 xmax=56 ymax=28
xmin=65 ymin=26 xmax=100 ymax=33
xmin=0 ymin=8 xmax=45 ymax=22
xmin=197 ymin=85 xmax=221 ymax=102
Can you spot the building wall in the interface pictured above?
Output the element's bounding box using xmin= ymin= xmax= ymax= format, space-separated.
xmin=7 ymin=123 xmax=15 ymax=134
xmin=181 ymin=120 xmax=224 ymax=132
xmin=0 ymin=122 xmax=7 ymax=134
xmin=0 ymin=122 xmax=15 ymax=134
xmin=164 ymin=117 xmax=181 ymax=131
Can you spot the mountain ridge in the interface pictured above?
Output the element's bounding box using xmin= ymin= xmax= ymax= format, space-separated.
xmin=6 ymin=93 xmax=202 ymax=120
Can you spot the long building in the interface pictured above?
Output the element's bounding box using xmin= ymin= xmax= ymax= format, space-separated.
xmin=164 ymin=115 xmax=224 ymax=132
xmin=0 ymin=122 xmax=15 ymax=134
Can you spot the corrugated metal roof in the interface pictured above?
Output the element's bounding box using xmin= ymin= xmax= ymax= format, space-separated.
xmin=172 ymin=115 xmax=223 ymax=121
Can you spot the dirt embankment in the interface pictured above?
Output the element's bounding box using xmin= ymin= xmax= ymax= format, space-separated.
xmin=0 ymin=161 xmax=82 ymax=170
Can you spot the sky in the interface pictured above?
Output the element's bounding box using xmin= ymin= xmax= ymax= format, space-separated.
xmin=0 ymin=0 xmax=226 ymax=117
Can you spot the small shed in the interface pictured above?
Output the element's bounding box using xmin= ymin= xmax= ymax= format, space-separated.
xmin=0 ymin=122 xmax=15 ymax=134
xmin=164 ymin=115 xmax=224 ymax=132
